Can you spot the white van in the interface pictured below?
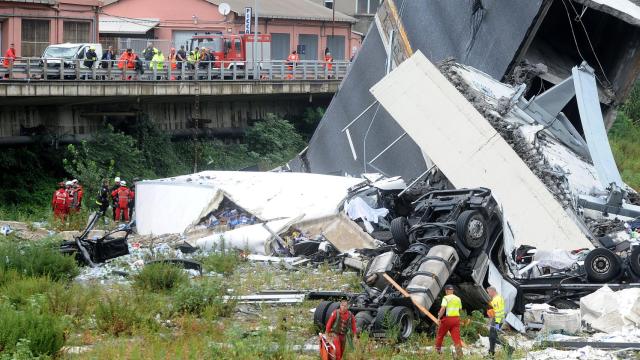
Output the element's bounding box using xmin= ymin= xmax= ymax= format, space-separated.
xmin=40 ymin=43 xmax=103 ymax=69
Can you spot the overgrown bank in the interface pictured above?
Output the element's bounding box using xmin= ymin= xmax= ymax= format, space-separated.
xmin=0 ymin=109 xmax=322 ymax=222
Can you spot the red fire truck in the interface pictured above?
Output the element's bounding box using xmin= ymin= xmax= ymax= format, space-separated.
xmin=190 ymin=33 xmax=271 ymax=70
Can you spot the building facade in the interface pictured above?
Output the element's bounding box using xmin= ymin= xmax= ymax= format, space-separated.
xmin=310 ymin=0 xmax=381 ymax=34
xmin=100 ymin=0 xmax=361 ymax=60
xmin=0 ymin=0 xmax=100 ymax=57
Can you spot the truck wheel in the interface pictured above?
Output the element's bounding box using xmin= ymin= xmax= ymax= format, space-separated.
xmin=585 ymin=248 xmax=621 ymax=283
xmin=549 ymin=298 xmax=579 ymax=309
xmin=630 ymin=247 xmax=640 ymax=277
xmin=389 ymin=306 xmax=415 ymax=341
xmin=314 ymin=301 xmax=333 ymax=329
xmin=324 ymin=302 xmax=341 ymax=326
xmin=391 ymin=217 xmax=410 ymax=252
xmin=372 ymin=305 xmax=394 ymax=330
xmin=355 ymin=311 xmax=373 ymax=333
xmin=456 ymin=210 xmax=487 ymax=249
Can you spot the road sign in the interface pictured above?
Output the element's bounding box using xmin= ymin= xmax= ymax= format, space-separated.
xmin=244 ymin=7 xmax=252 ymax=34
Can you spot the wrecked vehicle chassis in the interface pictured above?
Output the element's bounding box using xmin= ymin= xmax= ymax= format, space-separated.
xmin=314 ymin=187 xmax=640 ymax=339
xmin=315 ymin=188 xmax=501 ymax=340
xmin=60 ymin=217 xmax=131 ymax=266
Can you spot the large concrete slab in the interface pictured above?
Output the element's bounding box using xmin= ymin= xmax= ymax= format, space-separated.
xmin=370 ymin=51 xmax=592 ymax=250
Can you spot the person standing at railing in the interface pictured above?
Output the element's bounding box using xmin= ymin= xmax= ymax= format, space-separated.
xmin=188 ymin=47 xmax=200 ymax=80
xmin=324 ymin=51 xmax=334 ymax=79
xmin=82 ymin=46 xmax=98 ymax=80
xmin=176 ymin=45 xmax=187 ymax=79
xmin=2 ymin=43 xmax=16 ymax=79
xmin=100 ymin=46 xmax=115 ymax=79
xmin=168 ymin=48 xmax=177 ymax=80
xmin=142 ymin=42 xmax=157 ymax=67
xmin=286 ymin=50 xmax=299 ymax=79
xmin=118 ymin=48 xmax=136 ymax=80
xmin=150 ymin=49 xmax=165 ymax=80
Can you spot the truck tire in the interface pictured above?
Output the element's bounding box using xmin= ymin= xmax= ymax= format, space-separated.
xmin=355 ymin=311 xmax=373 ymax=333
xmin=549 ymin=298 xmax=579 ymax=309
xmin=630 ymin=247 xmax=640 ymax=277
xmin=314 ymin=301 xmax=333 ymax=329
xmin=391 ymin=217 xmax=410 ymax=252
xmin=372 ymin=305 xmax=394 ymax=330
xmin=585 ymin=248 xmax=622 ymax=283
xmin=389 ymin=306 xmax=415 ymax=341
xmin=456 ymin=210 xmax=487 ymax=249
xmin=324 ymin=302 xmax=341 ymax=326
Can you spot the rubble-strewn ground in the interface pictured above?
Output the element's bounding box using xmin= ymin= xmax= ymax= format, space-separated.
xmin=1 ymin=232 xmax=528 ymax=359
xmin=2 ymin=231 xmax=638 ymax=359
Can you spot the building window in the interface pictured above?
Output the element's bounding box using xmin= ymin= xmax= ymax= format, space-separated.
xmin=63 ymin=22 xmax=91 ymax=43
xmin=324 ymin=0 xmax=333 ymax=9
xmin=356 ymin=0 xmax=380 ymax=14
xmin=21 ymin=19 xmax=50 ymax=57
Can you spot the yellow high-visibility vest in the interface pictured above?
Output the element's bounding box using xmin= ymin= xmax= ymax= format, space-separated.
xmin=490 ymin=294 xmax=506 ymax=324
xmin=442 ymin=294 xmax=462 ymax=317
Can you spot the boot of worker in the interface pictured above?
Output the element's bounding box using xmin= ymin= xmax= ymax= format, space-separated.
xmin=454 ymin=346 xmax=463 ymax=359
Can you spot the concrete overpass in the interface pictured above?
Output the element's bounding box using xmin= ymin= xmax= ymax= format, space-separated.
xmin=0 ymin=79 xmax=341 ymax=144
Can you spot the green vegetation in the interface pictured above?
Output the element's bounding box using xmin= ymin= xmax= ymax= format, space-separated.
xmin=0 ymin=303 xmax=65 ymax=357
xmin=133 ymin=262 xmax=189 ymax=292
xmin=609 ymin=84 xmax=640 ymax=190
xmin=0 ymin=239 xmax=78 ymax=281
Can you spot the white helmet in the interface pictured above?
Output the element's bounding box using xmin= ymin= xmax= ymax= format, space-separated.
xmin=115 ymin=177 xmax=121 ymax=182
xmin=120 ymin=180 xmax=127 ymax=186
xmin=72 ymin=179 xmax=78 ymax=184
xmin=65 ymin=181 xmax=73 ymax=186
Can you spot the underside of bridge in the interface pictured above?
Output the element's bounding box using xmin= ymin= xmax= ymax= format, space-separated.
xmin=0 ymin=92 xmax=333 ymax=144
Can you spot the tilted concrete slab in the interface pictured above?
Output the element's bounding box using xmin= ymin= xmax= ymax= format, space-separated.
xmin=370 ymin=51 xmax=592 ymax=250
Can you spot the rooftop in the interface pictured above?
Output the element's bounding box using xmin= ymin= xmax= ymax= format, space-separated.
xmin=206 ymin=0 xmax=356 ymax=23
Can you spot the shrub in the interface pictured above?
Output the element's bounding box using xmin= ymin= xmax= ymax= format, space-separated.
xmin=197 ymin=243 xmax=241 ymax=275
xmin=0 ymin=303 xmax=65 ymax=356
xmin=95 ymin=295 xmax=141 ymax=336
xmin=133 ymin=263 xmax=189 ymax=292
xmin=460 ymin=310 xmax=488 ymax=342
xmin=0 ymin=276 xmax=55 ymax=308
xmin=0 ymin=241 xmax=78 ymax=281
xmin=174 ymin=280 xmax=232 ymax=317
xmin=44 ymin=282 xmax=98 ymax=322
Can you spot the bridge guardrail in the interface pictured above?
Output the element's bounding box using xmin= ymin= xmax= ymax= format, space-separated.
xmin=0 ymin=58 xmax=350 ymax=81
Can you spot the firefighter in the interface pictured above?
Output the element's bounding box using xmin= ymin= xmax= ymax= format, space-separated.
xmin=112 ymin=180 xmax=133 ymax=222
xmin=52 ymin=181 xmax=70 ymax=220
xmin=117 ymin=49 xmax=136 ymax=80
xmin=142 ymin=42 xmax=157 ymax=63
xmin=486 ymin=286 xmax=512 ymax=357
xmin=324 ymin=51 xmax=334 ymax=79
xmin=325 ymin=298 xmax=357 ymax=360
xmin=286 ymin=50 xmax=299 ymax=79
xmin=83 ymin=46 xmax=98 ymax=79
xmin=3 ymin=43 xmax=16 ymax=79
xmin=70 ymin=179 xmax=83 ymax=212
xmin=436 ymin=284 xmax=463 ymax=358
xmin=111 ymin=177 xmax=121 ymax=220
xmin=96 ymin=179 xmax=110 ymax=215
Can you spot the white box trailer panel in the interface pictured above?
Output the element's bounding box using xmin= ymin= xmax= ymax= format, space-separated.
xmin=370 ymin=51 xmax=592 ymax=250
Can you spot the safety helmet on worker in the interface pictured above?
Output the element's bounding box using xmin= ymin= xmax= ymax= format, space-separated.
xmin=120 ymin=180 xmax=127 ymax=186
xmin=65 ymin=181 xmax=73 ymax=186
xmin=115 ymin=177 xmax=121 ymax=182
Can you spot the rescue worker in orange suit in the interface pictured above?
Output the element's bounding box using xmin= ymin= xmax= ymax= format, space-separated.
xmin=3 ymin=43 xmax=16 ymax=79
xmin=111 ymin=177 xmax=121 ymax=220
xmin=325 ymin=298 xmax=357 ymax=360
xmin=324 ymin=51 xmax=334 ymax=79
xmin=117 ymin=49 xmax=136 ymax=80
xmin=70 ymin=179 xmax=83 ymax=212
xmin=112 ymin=180 xmax=133 ymax=222
xmin=286 ymin=50 xmax=299 ymax=79
xmin=168 ymin=47 xmax=177 ymax=80
xmin=52 ymin=181 xmax=70 ymax=220
xmin=436 ymin=284 xmax=463 ymax=358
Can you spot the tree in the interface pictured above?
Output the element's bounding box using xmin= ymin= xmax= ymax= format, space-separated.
xmin=63 ymin=125 xmax=146 ymax=205
xmin=245 ymin=113 xmax=305 ymax=166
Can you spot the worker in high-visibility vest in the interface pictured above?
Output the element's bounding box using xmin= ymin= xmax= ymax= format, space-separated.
xmin=487 ymin=286 xmax=513 ymax=357
xmin=436 ymin=284 xmax=463 ymax=358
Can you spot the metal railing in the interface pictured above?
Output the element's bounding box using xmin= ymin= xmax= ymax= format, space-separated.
xmin=0 ymin=58 xmax=350 ymax=81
